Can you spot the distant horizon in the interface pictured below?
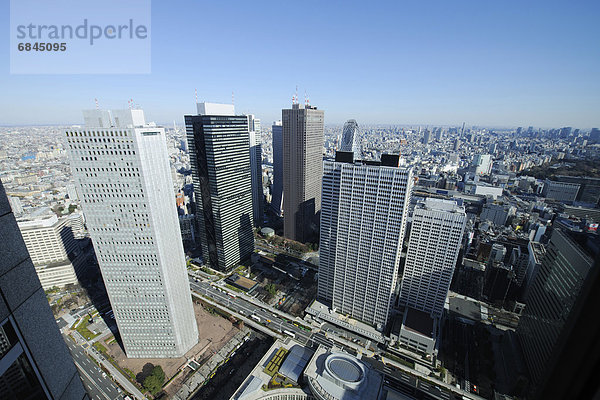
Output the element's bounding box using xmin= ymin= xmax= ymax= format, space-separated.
xmin=1 ymin=119 xmax=596 ymax=131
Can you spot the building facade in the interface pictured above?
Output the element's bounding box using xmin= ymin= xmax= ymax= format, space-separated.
xmin=399 ymin=198 xmax=466 ymax=318
xmin=66 ymin=109 xmax=198 ymax=358
xmin=282 ymin=103 xmax=324 ymax=243
xmin=271 ymin=121 xmax=284 ymax=217
xmin=247 ymin=115 xmax=264 ymax=226
xmin=319 ymin=153 xmax=413 ymax=328
xmin=339 ymin=119 xmax=360 ymax=159
xmin=17 ymin=215 xmax=79 ymax=289
xmin=0 ymin=181 xmax=87 ymax=399
xmin=185 ymin=103 xmax=254 ymax=271
xmin=473 ymin=154 xmax=492 ymax=175
xmin=542 ymin=179 xmax=580 ymax=203
xmin=517 ymin=229 xmax=594 ymax=385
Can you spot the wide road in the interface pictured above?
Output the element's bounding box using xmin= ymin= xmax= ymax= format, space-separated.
xmin=64 ymin=336 xmax=124 ymax=400
xmin=189 ymin=278 xmax=312 ymax=344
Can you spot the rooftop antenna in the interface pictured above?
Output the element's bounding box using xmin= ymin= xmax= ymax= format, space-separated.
xmin=304 ymin=90 xmax=307 ymax=106
xmin=195 ymin=88 xmax=198 ymax=104
xmin=295 ymin=85 xmax=298 ymax=105
xmin=94 ymin=98 xmax=99 ymax=109
xmin=232 ymin=91 xmax=234 ymax=106
xmin=128 ymin=99 xmax=134 ymax=109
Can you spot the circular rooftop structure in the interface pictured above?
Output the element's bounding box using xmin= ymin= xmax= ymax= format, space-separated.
xmin=323 ymin=353 xmax=366 ymax=388
xmin=260 ymin=227 xmax=275 ymax=237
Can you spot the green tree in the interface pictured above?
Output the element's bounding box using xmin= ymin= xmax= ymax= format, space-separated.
xmin=266 ymin=283 xmax=277 ymax=296
xmin=68 ymin=204 xmax=77 ymax=213
xmin=143 ymin=365 xmax=165 ymax=395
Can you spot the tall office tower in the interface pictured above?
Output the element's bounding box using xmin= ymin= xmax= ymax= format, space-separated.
xmin=340 ymin=119 xmax=361 ymax=159
xmin=271 ymin=121 xmax=284 ymax=217
xmin=422 ymin=129 xmax=431 ymax=145
xmin=66 ymin=109 xmax=198 ymax=358
xmin=247 ymin=115 xmax=264 ymax=226
xmin=319 ymin=152 xmax=414 ymax=328
xmin=399 ymin=198 xmax=466 ymax=318
xmin=517 ymin=229 xmax=596 ymax=390
xmin=472 ymin=154 xmax=492 ymax=175
xmin=282 ymin=103 xmax=324 ymax=243
xmin=0 ymin=182 xmax=87 ymax=399
xmin=185 ymin=103 xmax=254 ymax=271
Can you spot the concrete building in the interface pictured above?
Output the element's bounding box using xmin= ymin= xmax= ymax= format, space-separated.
xmin=282 ymin=103 xmax=324 ymax=243
xmin=185 ymin=103 xmax=254 ymax=271
xmin=271 ymin=121 xmax=284 ymax=217
xmin=319 ymin=152 xmax=414 ymax=328
xmin=7 ymin=196 xmax=23 ymax=215
xmin=400 ymin=198 xmax=466 ymax=318
xmin=517 ymin=229 xmax=595 ymax=389
xmin=0 ymin=181 xmax=87 ymax=399
xmin=66 ymin=109 xmax=198 ymax=358
xmin=247 ymin=115 xmax=264 ymax=226
xmin=339 ymin=119 xmax=360 ymax=159
xmin=66 ymin=184 xmax=79 ymax=201
xmin=396 ymin=308 xmax=436 ymax=354
xmin=542 ymin=179 xmax=580 ymax=203
xmin=473 ymin=154 xmax=492 ymax=175
xmin=17 ymin=215 xmax=79 ymax=289
xmin=480 ymin=202 xmax=516 ymax=226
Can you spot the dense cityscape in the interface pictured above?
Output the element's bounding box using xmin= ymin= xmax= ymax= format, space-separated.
xmin=1 ymin=102 xmax=599 ymax=400
xmin=2 ymin=1 xmax=600 ymax=400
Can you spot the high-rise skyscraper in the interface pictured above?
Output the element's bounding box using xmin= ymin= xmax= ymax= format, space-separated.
xmin=271 ymin=121 xmax=284 ymax=217
xmin=340 ymin=119 xmax=361 ymax=159
xmin=423 ymin=129 xmax=431 ymax=145
xmin=399 ymin=198 xmax=466 ymax=318
xmin=517 ymin=228 xmax=595 ymax=388
xmin=185 ymin=103 xmax=254 ymax=271
xmin=282 ymin=103 xmax=324 ymax=243
xmin=247 ymin=114 xmax=264 ymax=226
xmin=66 ymin=109 xmax=198 ymax=358
xmin=319 ymin=152 xmax=414 ymax=328
xmin=0 ymin=181 xmax=88 ymax=399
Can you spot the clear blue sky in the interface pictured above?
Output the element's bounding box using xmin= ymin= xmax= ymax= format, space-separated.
xmin=1 ymin=0 xmax=599 ymax=128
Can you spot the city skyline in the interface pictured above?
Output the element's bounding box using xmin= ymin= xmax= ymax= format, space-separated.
xmin=1 ymin=1 xmax=599 ymax=127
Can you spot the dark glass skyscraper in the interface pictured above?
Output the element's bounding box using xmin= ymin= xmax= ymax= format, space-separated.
xmin=271 ymin=121 xmax=284 ymax=217
xmin=185 ymin=103 xmax=254 ymax=271
xmin=282 ymin=103 xmax=324 ymax=243
xmin=0 ymin=181 xmax=87 ymax=399
xmin=517 ymin=228 xmax=597 ymax=393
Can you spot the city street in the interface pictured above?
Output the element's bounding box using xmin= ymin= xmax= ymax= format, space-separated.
xmin=64 ymin=337 xmax=124 ymax=400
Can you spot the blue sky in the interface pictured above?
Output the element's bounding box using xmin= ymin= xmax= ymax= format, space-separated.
xmin=1 ymin=0 xmax=599 ymax=128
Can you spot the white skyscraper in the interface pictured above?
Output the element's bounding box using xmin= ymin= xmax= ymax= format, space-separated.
xmin=400 ymin=198 xmax=466 ymax=318
xmin=319 ymin=153 xmax=414 ymax=328
xmin=340 ymin=119 xmax=361 ymax=159
xmin=65 ymin=109 xmax=198 ymax=358
xmin=247 ymin=114 xmax=264 ymax=226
